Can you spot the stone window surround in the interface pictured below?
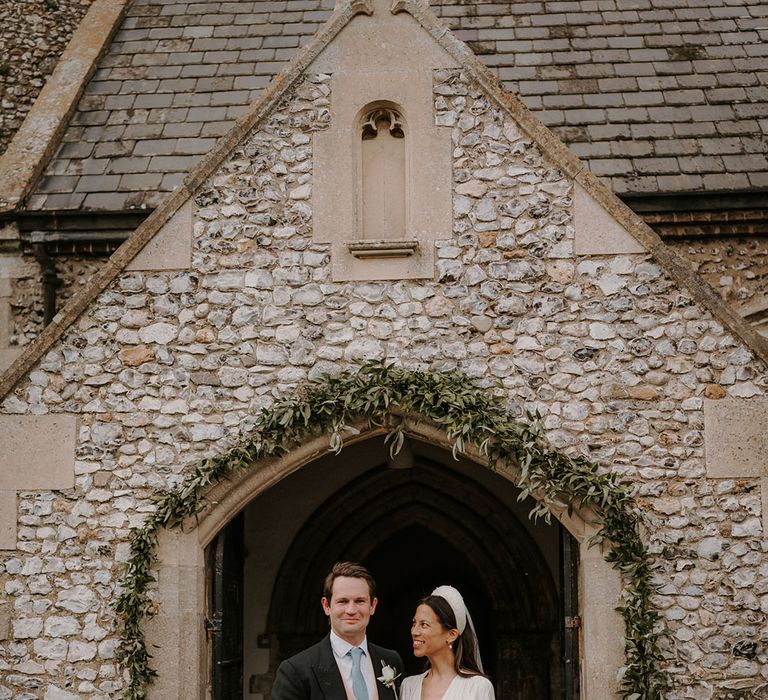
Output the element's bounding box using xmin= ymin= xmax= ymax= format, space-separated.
xmin=145 ymin=421 xmax=624 ymax=699
xmin=312 ymin=67 xmax=453 ymax=282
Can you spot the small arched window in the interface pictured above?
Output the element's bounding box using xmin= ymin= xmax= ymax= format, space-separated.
xmin=312 ymin=75 xmax=452 ymax=279
xmin=360 ymin=105 xmax=406 ymax=241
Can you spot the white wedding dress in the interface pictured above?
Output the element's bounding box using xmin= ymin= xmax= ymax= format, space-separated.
xmin=400 ymin=672 xmax=495 ymax=700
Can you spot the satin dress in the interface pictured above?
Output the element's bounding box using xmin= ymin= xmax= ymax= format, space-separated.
xmin=400 ymin=672 xmax=495 ymax=700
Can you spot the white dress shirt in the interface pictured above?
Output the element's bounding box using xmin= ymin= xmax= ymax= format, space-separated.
xmin=329 ymin=629 xmax=377 ymax=699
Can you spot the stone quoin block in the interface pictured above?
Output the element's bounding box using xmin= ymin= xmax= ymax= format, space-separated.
xmin=704 ymin=398 xmax=768 ymax=478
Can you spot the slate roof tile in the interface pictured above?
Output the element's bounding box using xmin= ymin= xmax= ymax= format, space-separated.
xmin=83 ymin=192 xmax=143 ymax=209
xmin=28 ymin=0 xmax=768 ymax=210
xmin=749 ymin=172 xmax=768 ymax=187
xmin=106 ymin=156 xmax=152 ymax=174
xmin=119 ymin=173 xmax=163 ymax=190
xmin=148 ymin=154 xmax=202 ymax=171
xmin=200 ymin=121 xmax=236 ymax=137
xmin=656 ymin=173 xmax=705 ymax=190
xmin=44 ymin=159 xmax=74 ymax=177
xmin=38 ymin=176 xmax=80 ymax=193
xmin=32 ymin=193 xmax=87 ymax=209
xmin=163 ymin=122 xmax=204 ymax=138
xmin=161 ymin=172 xmax=187 ymax=190
xmin=77 ymin=159 xmax=112 ymax=176
xmin=123 ymin=123 xmax=164 ymax=139
xmin=78 ymin=174 xmax=123 ymax=191
xmin=703 ymin=173 xmax=750 ymax=189
xmin=613 ymin=141 xmax=656 ymax=157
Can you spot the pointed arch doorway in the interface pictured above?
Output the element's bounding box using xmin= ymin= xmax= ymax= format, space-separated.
xmin=209 ymin=436 xmax=581 ymax=700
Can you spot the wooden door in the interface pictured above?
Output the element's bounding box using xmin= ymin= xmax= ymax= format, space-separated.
xmin=211 ymin=513 xmax=245 ymax=700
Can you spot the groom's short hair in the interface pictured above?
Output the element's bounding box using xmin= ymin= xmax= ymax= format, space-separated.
xmin=322 ymin=561 xmax=377 ymax=601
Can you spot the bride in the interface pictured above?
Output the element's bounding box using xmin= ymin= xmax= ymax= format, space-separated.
xmin=399 ymin=586 xmax=495 ymax=700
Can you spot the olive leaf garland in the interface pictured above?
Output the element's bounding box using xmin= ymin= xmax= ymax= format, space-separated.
xmin=115 ymin=360 xmax=668 ymax=699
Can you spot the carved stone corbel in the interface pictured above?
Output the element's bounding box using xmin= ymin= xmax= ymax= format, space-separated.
xmin=361 ymin=108 xmax=405 ymax=140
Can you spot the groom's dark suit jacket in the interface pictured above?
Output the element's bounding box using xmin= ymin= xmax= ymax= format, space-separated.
xmin=272 ymin=634 xmax=403 ymax=700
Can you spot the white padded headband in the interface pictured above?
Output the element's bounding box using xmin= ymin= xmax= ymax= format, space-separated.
xmin=431 ymin=585 xmax=467 ymax=633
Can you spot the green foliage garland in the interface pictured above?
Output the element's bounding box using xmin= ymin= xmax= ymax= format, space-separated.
xmin=115 ymin=360 xmax=667 ymax=699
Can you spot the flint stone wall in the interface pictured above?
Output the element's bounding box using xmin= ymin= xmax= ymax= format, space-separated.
xmin=668 ymin=237 xmax=768 ymax=316
xmin=9 ymin=256 xmax=106 ymax=349
xmin=0 ymin=70 xmax=767 ymax=700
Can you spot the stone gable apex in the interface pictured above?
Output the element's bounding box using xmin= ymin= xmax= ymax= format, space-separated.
xmin=1 ymin=0 xmax=768 ymax=398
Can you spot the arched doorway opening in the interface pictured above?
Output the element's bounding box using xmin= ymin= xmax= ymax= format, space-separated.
xmin=208 ymin=436 xmax=578 ymax=699
xmin=144 ymin=420 xmax=623 ymax=700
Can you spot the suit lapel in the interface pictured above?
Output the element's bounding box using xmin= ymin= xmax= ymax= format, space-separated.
xmin=312 ymin=636 xmax=348 ymax=700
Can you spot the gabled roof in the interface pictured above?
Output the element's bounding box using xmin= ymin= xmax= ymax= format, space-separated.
xmin=2 ymin=0 xmax=768 ymax=400
xmin=19 ymin=0 xmax=768 ymax=213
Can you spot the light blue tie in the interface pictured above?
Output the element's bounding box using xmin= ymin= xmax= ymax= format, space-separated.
xmin=349 ymin=647 xmax=369 ymax=700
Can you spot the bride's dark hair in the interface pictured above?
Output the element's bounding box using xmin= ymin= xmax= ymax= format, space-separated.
xmin=417 ymin=594 xmax=485 ymax=678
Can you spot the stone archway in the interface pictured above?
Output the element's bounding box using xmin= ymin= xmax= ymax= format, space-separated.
xmin=142 ymin=421 xmax=624 ymax=700
xmin=265 ymin=458 xmax=559 ymax=698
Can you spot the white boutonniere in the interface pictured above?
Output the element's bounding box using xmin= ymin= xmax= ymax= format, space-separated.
xmin=377 ymin=660 xmax=401 ymax=700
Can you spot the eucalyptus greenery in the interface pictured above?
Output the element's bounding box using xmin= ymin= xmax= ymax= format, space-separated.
xmin=115 ymin=360 xmax=667 ymax=699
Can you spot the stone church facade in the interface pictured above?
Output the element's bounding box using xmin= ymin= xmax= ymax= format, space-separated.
xmin=1 ymin=0 xmax=767 ymax=368
xmin=1 ymin=1 xmax=768 ymax=699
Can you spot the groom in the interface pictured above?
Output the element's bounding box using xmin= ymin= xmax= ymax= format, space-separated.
xmin=272 ymin=561 xmax=403 ymax=700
